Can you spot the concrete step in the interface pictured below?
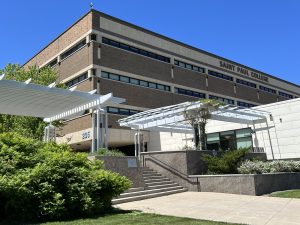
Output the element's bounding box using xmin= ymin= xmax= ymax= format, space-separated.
xmin=145 ymin=180 xmax=174 ymax=186
xmin=124 ymin=187 xmax=144 ymax=193
xmin=141 ymin=168 xmax=154 ymax=172
xmin=142 ymin=171 xmax=160 ymax=176
xmin=143 ymin=177 xmax=170 ymax=183
xmin=142 ymin=174 xmax=164 ymax=179
xmin=117 ymin=186 xmax=184 ymax=198
xmin=112 ymin=188 xmax=187 ymax=204
xmin=147 ymin=183 xmax=179 ymax=189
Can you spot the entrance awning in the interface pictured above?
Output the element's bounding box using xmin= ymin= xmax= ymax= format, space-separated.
xmin=118 ymin=101 xmax=269 ymax=133
xmin=0 ymin=77 xmax=125 ymax=122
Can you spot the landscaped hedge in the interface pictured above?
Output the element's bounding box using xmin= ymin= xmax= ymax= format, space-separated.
xmin=238 ymin=160 xmax=300 ymax=174
xmin=202 ymin=149 xmax=248 ymax=174
xmin=0 ymin=133 xmax=131 ymax=221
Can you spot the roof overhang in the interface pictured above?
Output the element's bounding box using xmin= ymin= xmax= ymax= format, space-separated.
xmin=0 ymin=78 xmax=125 ymax=122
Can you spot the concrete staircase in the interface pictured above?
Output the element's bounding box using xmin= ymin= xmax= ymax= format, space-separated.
xmin=112 ymin=167 xmax=187 ymax=204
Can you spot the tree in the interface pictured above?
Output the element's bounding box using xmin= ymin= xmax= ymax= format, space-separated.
xmin=0 ymin=64 xmax=64 ymax=140
xmin=183 ymin=99 xmax=223 ymax=150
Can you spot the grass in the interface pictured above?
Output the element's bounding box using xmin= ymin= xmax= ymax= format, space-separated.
xmin=270 ymin=189 xmax=300 ymax=199
xmin=1 ymin=210 xmax=242 ymax=225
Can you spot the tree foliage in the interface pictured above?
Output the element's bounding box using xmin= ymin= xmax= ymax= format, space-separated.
xmin=183 ymin=99 xmax=224 ymax=150
xmin=0 ymin=64 xmax=64 ymax=140
xmin=0 ymin=133 xmax=131 ymax=221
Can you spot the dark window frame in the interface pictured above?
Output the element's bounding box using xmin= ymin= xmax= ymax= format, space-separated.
xmin=102 ymin=37 xmax=170 ymax=63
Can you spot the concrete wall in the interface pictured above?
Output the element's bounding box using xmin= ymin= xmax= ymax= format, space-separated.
xmin=142 ymin=151 xmax=296 ymax=195
xmin=89 ymin=156 xmax=144 ymax=188
xmin=141 ymin=151 xmax=204 ymax=190
xmin=190 ymin=173 xmax=300 ymax=195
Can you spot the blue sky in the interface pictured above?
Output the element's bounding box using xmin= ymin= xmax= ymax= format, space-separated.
xmin=0 ymin=0 xmax=299 ymax=85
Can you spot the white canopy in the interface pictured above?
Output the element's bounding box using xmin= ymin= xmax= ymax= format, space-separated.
xmin=0 ymin=77 xmax=125 ymax=122
xmin=119 ymin=101 xmax=269 ymax=133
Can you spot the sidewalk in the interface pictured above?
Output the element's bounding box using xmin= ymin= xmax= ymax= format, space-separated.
xmin=116 ymin=192 xmax=300 ymax=225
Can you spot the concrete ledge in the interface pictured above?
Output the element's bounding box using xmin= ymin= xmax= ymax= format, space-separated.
xmin=89 ymin=156 xmax=144 ymax=188
xmin=189 ymin=172 xmax=300 ymax=195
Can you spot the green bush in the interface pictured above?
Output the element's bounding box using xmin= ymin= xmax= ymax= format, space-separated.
xmin=95 ymin=148 xmax=126 ymax=157
xmin=238 ymin=160 xmax=300 ymax=174
xmin=202 ymin=149 xmax=248 ymax=174
xmin=0 ymin=133 xmax=131 ymax=221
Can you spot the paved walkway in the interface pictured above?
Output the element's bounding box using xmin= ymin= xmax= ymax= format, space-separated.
xmin=116 ymin=192 xmax=300 ymax=225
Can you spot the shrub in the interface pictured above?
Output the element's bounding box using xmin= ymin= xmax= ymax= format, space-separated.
xmin=203 ymin=149 xmax=248 ymax=174
xmin=238 ymin=160 xmax=300 ymax=174
xmin=0 ymin=133 xmax=131 ymax=221
xmin=95 ymin=148 xmax=126 ymax=157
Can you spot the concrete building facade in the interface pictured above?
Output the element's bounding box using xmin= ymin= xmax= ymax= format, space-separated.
xmin=23 ymin=10 xmax=300 ymax=154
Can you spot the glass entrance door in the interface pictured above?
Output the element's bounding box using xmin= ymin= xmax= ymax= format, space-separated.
xmin=220 ymin=131 xmax=236 ymax=150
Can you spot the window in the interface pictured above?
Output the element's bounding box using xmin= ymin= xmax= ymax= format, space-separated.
xmin=236 ymin=79 xmax=257 ymax=89
xmin=110 ymin=74 xmax=119 ymax=81
xmin=175 ymin=87 xmax=206 ymax=99
xmin=119 ymin=108 xmax=130 ymax=115
xmin=148 ymin=82 xmax=157 ymax=89
xmin=209 ymin=95 xmax=234 ymax=105
xmin=174 ymin=59 xmax=205 ymax=74
xmin=208 ymin=70 xmax=233 ymax=81
xmin=107 ymin=107 xmax=142 ymax=116
xmin=101 ymin=71 xmax=109 ymax=78
xmin=120 ymin=76 xmax=130 ymax=83
xmin=206 ymin=128 xmax=252 ymax=151
xmin=259 ymin=85 xmax=276 ymax=94
xmin=61 ymin=39 xmax=86 ymax=60
xmin=90 ymin=34 xmax=97 ymax=41
xmin=130 ymin=78 xmax=139 ymax=85
xmin=237 ymin=101 xmax=257 ymax=108
xmin=102 ymin=37 xmax=170 ymax=63
xmin=101 ymin=71 xmax=171 ymax=92
xmin=140 ymin=80 xmax=148 ymax=87
xmin=65 ymin=73 xmax=88 ymax=87
xmin=278 ymin=91 xmax=293 ymax=99
xmin=48 ymin=58 xmax=57 ymax=68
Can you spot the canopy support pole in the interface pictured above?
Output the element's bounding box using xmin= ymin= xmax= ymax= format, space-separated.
xmin=91 ymin=110 xmax=96 ymax=154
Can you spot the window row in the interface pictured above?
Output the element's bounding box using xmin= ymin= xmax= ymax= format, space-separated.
xmin=61 ymin=39 xmax=87 ymax=60
xmin=237 ymin=101 xmax=257 ymax=108
xmin=174 ymin=59 xmax=205 ymax=73
xmin=174 ymin=87 xmax=206 ymax=98
xmin=209 ymin=95 xmax=234 ymax=105
xmin=236 ymin=78 xmax=257 ymax=89
xmin=278 ymin=91 xmax=293 ymax=99
xmin=65 ymin=73 xmax=88 ymax=87
xmin=101 ymin=71 xmax=171 ymax=92
xmin=107 ymin=107 xmax=141 ymax=116
xmin=259 ymin=85 xmax=276 ymax=94
xmin=102 ymin=37 xmax=170 ymax=63
xmin=208 ymin=70 xmax=234 ymax=81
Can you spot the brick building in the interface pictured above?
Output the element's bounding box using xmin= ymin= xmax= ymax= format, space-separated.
xmin=23 ymin=10 xmax=300 ymax=154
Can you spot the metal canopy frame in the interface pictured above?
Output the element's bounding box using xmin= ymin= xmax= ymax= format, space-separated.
xmin=119 ymin=101 xmax=269 ymax=132
xmin=0 ymin=76 xmax=125 ymax=152
xmin=119 ymin=101 xmax=270 ymax=158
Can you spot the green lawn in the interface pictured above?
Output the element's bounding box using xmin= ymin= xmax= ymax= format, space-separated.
xmin=2 ymin=211 xmax=242 ymax=225
xmin=270 ymin=189 xmax=300 ymax=199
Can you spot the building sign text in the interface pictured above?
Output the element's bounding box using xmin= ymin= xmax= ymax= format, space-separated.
xmin=219 ymin=61 xmax=269 ymax=82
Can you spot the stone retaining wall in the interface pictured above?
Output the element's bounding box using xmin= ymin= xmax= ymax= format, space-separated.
xmin=89 ymin=156 xmax=144 ymax=188
xmin=141 ymin=151 xmax=299 ymax=195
